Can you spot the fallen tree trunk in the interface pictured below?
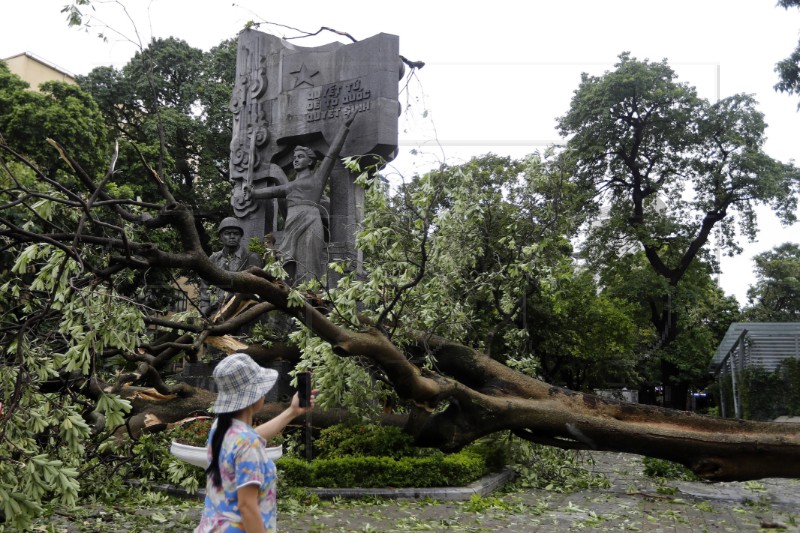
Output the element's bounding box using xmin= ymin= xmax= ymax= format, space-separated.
xmin=124 ymin=316 xmax=800 ymax=481
xmin=124 ymin=388 xmax=406 ymax=437
xmin=402 ymin=336 xmax=800 ymax=481
xmin=243 ymin=283 xmax=800 ymax=482
xmin=4 ymin=180 xmax=798 ymax=483
xmin=119 ymin=250 xmax=800 ymax=482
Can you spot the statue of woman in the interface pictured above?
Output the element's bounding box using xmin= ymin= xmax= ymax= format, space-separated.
xmin=243 ymin=115 xmax=355 ymax=284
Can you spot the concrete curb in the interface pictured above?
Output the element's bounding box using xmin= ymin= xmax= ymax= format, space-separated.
xmin=141 ymin=468 xmax=515 ymax=502
xmin=308 ymin=468 xmax=516 ymax=501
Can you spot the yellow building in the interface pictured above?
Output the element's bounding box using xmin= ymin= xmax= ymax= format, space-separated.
xmin=2 ymin=52 xmax=77 ymax=91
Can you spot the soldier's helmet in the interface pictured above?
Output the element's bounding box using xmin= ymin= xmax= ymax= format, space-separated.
xmin=217 ymin=217 xmax=244 ymax=236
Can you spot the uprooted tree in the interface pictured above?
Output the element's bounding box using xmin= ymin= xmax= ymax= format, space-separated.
xmin=2 ymin=131 xmax=800 ymax=487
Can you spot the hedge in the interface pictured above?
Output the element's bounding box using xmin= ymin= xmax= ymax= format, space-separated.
xmin=277 ymin=450 xmax=488 ymax=488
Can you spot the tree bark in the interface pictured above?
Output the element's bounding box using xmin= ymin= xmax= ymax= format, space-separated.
xmin=126 ymin=324 xmax=800 ymax=482
xmin=400 ymin=336 xmax=800 ymax=481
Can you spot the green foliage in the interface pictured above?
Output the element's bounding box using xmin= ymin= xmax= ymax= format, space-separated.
xmin=0 ymin=244 xmax=147 ymax=527
xmin=560 ymin=53 xmax=798 ymax=249
xmin=277 ymin=458 xmax=313 ymax=487
xmin=288 ymin=325 xmax=395 ymax=419
xmin=525 ymin=266 xmax=647 ymax=390
xmin=600 ymin=252 xmax=740 ymax=390
xmin=355 ymin=153 xmax=579 ymax=344
xmin=278 ymin=451 xmax=487 ymax=488
xmin=74 ymin=428 xmax=205 ymax=500
xmin=277 ymin=423 xmax=495 ymax=489
xmin=61 ymin=0 xmax=92 ymax=28
xmin=463 ymin=494 xmax=516 ymax=513
xmin=131 ymin=432 xmax=204 ymax=495
xmin=77 ymin=36 xmax=237 ymax=217
xmin=314 ymin=423 xmax=418 ymax=460
xmin=713 ymin=358 xmax=800 ymax=420
xmin=743 ymin=243 xmax=800 ymax=321
xmin=740 ymin=359 xmax=800 ymax=420
xmin=0 ymin=61 xmax=109 ymax=176
xmin=775 ymin=0 xmax=800 ymax=108
xmin=503 ymin=434 xmax=610 ymax=493
xmin=311 ymin=150 xmax=655 ymax=414
xmin=642 ymin=457 xmax=700 ymax=481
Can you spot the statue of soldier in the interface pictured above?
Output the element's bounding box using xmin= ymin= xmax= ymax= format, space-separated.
xmin=199 ymin=217 xmax=264 ymax=317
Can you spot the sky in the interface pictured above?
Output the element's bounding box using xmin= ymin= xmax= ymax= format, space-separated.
xmin=2 ymin=0 xmax=799 ymax=305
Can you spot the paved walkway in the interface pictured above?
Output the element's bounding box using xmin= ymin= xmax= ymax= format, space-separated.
xmin=35 ymin=451 xmax=800 ymax=531
xmin=274 ymin=452 xmax=800 ymax=532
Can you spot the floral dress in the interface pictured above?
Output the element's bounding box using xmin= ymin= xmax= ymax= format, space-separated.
xmin=195 ymin=419 xmax=277 ymax=532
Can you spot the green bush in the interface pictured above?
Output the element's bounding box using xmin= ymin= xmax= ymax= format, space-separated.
xmin=277 ymin=458 xmax=312 ymax=487
xmin=277 ymin=450 xmax=487 ymax=488
xmin=275 ymin=423 xmax=497 ymax=488
xmin=465 ymin=439 xmax=509 ymax=472
xmin=120 ymin=422 xmax=495 ymax=493
xmin=313 ymin=423 xmax=419 ymax=459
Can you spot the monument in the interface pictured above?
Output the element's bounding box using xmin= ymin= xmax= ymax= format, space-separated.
xmin=227 ymin=29 xmax=401 ymax=285
xmin=188 ymin=29 xmax=402 ymax=393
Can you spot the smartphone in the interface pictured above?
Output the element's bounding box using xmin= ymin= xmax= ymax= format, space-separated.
xmin=297 ymin=371 xmax=312 ymax=407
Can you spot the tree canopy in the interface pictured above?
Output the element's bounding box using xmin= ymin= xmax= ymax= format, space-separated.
xmin=0 ymin=62 xmax=109 ymax=177
xmin=558 ymin=53 xmax=799 ymax=406
xmin=775 ymin=0 xmax=800 ymax=108
xmin=744 ymin=242 xmax=800 ymax=321
xmin=559 ymin=54 xmax=798 ymax=285
xmin=77 ymin=36 xmax=237 ymax=219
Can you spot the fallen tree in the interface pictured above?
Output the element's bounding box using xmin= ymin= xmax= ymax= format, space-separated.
xmin=1 ymin=140 xmax=798 ymax=489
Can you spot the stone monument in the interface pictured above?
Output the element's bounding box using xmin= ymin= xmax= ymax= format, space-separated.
xmin=228 ymin=29 xmax=401 ymax=285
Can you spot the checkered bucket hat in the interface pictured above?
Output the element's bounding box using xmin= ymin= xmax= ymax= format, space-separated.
xmin=212 ymin=353 xmax=279 ymax=414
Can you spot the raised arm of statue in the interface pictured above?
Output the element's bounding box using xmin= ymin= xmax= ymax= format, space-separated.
xmin=243 ymin=114 xmax=356 ymax=204
xmin=315 ymin=114 xmax=356 ymax=184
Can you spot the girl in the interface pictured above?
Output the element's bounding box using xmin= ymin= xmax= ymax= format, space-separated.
xmin=196 ymin=353 xmax=315 ymax=532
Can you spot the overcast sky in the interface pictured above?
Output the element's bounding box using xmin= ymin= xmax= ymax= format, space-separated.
xmin=2 ymin=0 xmax=799 ymax=304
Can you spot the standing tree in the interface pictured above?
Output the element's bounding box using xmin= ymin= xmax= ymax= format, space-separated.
xmin=775 ymin=0 xmax=800 ymax=108
xmin=522 ymin=265 xmax=648 ymax=391
xmin=597 ymin=250 xmax=742 ymax=403
xmin=558 ymin=53 xmax=800 ymax=407
xmin=0 ymin=62 xmax=109 ymax=177
xmin=744 ymin=242 xmax=800 ymax=321
xmin=77 ymin=37 xmax=237 ymax=217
